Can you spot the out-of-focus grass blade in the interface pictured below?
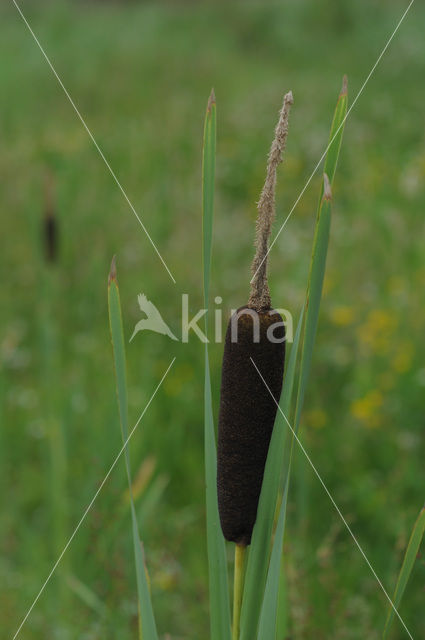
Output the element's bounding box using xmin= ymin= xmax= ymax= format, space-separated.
xmin=66 ymin=574 xmax=107 ymax=618
xmin=240 ymin=308 xmax=304 ymax=640
xmin=108 ymin=257 xmax=158 ymax=640
xmin=202 ymin=90 xmax=232 ymax=640
xmin=383 ymin=506 xmax=425 ymax=639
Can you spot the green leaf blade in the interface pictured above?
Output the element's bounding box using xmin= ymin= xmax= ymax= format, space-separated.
xmin=256 ymin=481 xmax=289 ymax=639
xmin=294 ymin=184 xmax=332 ymax=428
xmin=203 ymin=89 xmax=217 ymax=310
xmin=295 ymin=75 xmax=347 ymax=432
xmin=241 ymin=78 xmax=348 ymax=639
xmin=108 ymin=261 xmax=159 ymax=640
xmin=205 ymin=351 xmax=232 ymax=640
xmin=320 ymin=75 xmax=348 ymax=200
xmin=202 ymin=91 xmax=232 ymax=640
xmin=239 ymin=308 xmax=304 ymax=640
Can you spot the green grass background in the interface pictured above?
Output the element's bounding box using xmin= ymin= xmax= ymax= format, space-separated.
xmin=1 ymin=0 xmax=424 ymax=638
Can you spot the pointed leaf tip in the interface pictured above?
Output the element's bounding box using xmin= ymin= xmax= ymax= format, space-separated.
xmin=108 ymin=255 xmax=117 ymax=285
xmin=207 ymin=88 xmax=216 ymax=113
xmin=323 ymin=173 xmax=332 ymax=200
xmin=340 ymin=75 xmax=348 ymax=96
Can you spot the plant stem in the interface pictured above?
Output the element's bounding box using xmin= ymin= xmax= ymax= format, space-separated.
xmin=232 ymin=544 xmax=247 ymax=640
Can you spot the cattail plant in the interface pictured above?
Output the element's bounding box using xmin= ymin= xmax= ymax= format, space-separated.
xmin=104 ymin=81 xmax=424 ymax=640
xmin=216 ymin=92 xmax=293 ymax=637
xmin=104 ymin=80 xmax=424 ymax=640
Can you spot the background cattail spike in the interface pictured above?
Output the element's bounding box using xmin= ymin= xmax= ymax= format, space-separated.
xmin=248 ymin=90 xmax=293 ymax=311
xmin=43 ymin=169 xmax=58 ymax=264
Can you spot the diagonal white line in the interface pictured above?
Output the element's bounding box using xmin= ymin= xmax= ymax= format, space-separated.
xmin=11 ymin=357 xmax=176 ymax=640
xmin=12 ymin=0 xmax=176 ymax=284
xmin=250 ymin=357 xmax=414 ymax=640
xmin=251 ymin=0 xmax=415 ymax=284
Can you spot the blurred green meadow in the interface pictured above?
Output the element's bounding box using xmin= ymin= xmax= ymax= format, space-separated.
xmin=1 ymin=0 xmax=424 ymax=637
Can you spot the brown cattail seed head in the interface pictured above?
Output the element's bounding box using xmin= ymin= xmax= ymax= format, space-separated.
xmin=217 ymin=91 xmax=291 ymax=545
xmin=217 ymin=307 xmax=285 ymax=545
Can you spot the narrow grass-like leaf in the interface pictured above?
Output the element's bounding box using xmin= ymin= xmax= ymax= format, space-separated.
xmin=269 ymin=81 xmax=347 ymax=635
xmin=108 ymin=258 xmax=158 ymax=640
xmin=319 ymin=75 xmax=348 ymax=201
xmin=265 ymin=82 xmax=348 ymax=635
xmin=257 ymin=379 xmax=303 ymax=640
xmin=252 ymin=184 xmax=332 ymax=640
xmin=275 ymin=555 xmax=288 ymax=640
xmin=205 ymin=352 xmax=232 ymax=640
xmin=203 ymin=88 xmax=216 ymax=311
xmin=257 ymin=309 xmax=310 ymax=640
xmin=383 ymin=506 xmax=425 ymax=639
xmin=240 ymin=308 xmax=304 ymax=640
xmin=241 ymin=79 xmax=347 ymax=639
xmin=295 ymin=77 xmax=347 ymax=426
xmin=293 ymin=178 xmax=333 ymax=432
xmin=202 ymin=90 xmax=232 ymax=640
xmin=257 ymin=481 xmax=289 ymax=639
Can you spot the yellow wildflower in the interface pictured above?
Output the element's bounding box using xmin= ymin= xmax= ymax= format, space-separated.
xmin=350 ymin=390 xmax=383 ymax=428
xmin=330 ymin=306 xmax=355 ymax=327
xmin=357 ymin=309 xmax=398 ymax=354
xmin=392 ymin=341 xmax=413 ymax=374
